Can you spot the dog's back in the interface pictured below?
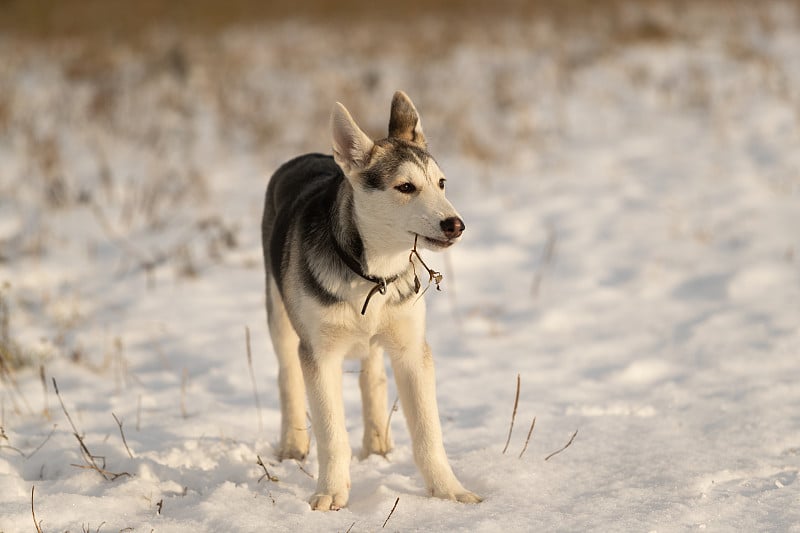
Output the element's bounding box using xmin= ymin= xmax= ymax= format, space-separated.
xmin=261 ymin=153 xmax=343 ymax=289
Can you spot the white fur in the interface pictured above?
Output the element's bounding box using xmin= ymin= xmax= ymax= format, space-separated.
xmin=268 ymin=93 xmax=480 ymax=510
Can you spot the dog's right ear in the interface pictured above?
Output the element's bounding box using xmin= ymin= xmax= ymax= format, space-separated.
xmin=331 ymin=102 xmax=374 ymax=174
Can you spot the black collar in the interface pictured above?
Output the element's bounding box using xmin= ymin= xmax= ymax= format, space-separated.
xmin=331 ymin=237 xmax=400 ymax=315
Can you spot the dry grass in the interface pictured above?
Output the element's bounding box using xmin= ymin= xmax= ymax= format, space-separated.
xmin=0 ymin=284 xmax=43 ymax=376
xmin=0 ymin=0 xmax=779 ymax=40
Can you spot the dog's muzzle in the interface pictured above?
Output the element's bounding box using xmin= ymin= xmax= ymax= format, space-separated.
xmin=440 ymin=217 xmax=465 ymax=239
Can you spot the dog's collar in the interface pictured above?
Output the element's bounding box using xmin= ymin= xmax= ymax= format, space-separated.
xmin=331 ymin=237 xmax=400 ymax=315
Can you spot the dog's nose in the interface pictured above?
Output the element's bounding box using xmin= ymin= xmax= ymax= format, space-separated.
xmin=440 ymin=217 xmax=465 ymax=239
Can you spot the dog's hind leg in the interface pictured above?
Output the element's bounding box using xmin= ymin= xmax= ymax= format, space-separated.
xmin=359 ymin=342 xmax=393 ymax=459
xmin=267 ymin=277 xmax=309 ymax=461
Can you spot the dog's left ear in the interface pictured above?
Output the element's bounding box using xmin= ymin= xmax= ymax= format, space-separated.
xmin=388 ymin=91 xmax=426 ymax=148
xmin=332 ymin=102 xmax=375 ymax=174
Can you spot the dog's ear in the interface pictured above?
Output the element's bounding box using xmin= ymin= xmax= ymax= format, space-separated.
xmin=331 ymin=102 xmax=374 ymax=174
xmin=388 ymin=91 xmax=426 ymax=148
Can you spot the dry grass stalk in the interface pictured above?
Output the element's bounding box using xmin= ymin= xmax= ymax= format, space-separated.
xmin=52 ymin=378 xmax=130 ymax=480
xmin=81 ymin=521 xmax=106 ymax=533
xmin=0 ymin=367 xmax=28 ymax=415
xmin=0 ymin=424 xmax=57 ymax=458
xmin=409 ymin=235 xmax=444 ymax=302
xmin=383 ymin=396 xmax=399 ymax=452
xmin=502 ymin=374 xmax=521 ymax=454
xmin=295 ymin=460 xmax=314 ymax=479
xmin=31 ymin=485 xmax=43 ymax=533
xmin=0 ymin=442 xmax=25 ymax=455
xmin=382 ymin=497 xmax=400 ymax=529
xmin=27 ymin=424 xmax=58 ymax=459
xmin=518 ymin=416 xmax=537 ymax=459
xmin=39 ymin=365 xmax=51 ymax=420
xmin=0 ymin=299 xmax=33 ymax=414
xmin=345 ymin=522 xmax=356 ymax=533
xmin=256 ymin=454 xmax=279 ymax=483
xmin=545 ymin=429 xmax=578 ymax=461
xmin=112 ymin=412 xmax=134 ymax=458
xmin=244 ymin=326 xmax=263 ymax=433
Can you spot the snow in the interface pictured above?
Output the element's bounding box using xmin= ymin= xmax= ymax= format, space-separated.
xmin=2 ymin=4 xmax=800 ymax=531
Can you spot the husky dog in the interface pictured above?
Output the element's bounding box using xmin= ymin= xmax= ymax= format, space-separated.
xmin=261 ymin=91 xmax=480 ymax=510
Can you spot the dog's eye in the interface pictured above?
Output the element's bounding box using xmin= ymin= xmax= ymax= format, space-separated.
xmin=395 ymin=183 xmax=417 ymax=194
xmin=438 ymin=178 xmax=446 ymax=190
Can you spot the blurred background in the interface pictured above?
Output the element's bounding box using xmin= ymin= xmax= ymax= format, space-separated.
xmin=1 ymin=0 xmax=799 ymax=363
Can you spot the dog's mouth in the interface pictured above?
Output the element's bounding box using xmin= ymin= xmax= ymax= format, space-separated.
xmin=417 ymin=234 xmax=457 ymax=249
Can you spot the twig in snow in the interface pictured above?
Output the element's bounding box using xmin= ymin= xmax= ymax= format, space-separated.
xmin=27 ymin=424 xmax=58 ymax=459
xmin=69 ymin=463 xmax=132 ymax=480
xmin=382 ymin=497 xmax=400 ymax=529
xmin=53 ymin=378 xmax=130 ymax=480
xmin=383 ymin=397 xmax=399 ymax=452
xmin=81 ymin=521 xmax=106 ymax=533
xmin=544 ymin=429 xmax=578 ymax=461
xmin=1 ymin=425 xmax=57 ymax=458
xmin=256 ymin=454 xmax=279 ymax=483
xmin=345 ymin=521 xmax=356 ymax=533
xmin=0 ymin=443 xmax=25 ymax=455
xmin=295 ymin=460 xmax=314 ymax=479
xmin=245 ymin=326 xmax=264 ymax=433
xmin=518 ymin=417 xmax=536 ymax=459
xmin=112 ymin=412 xmax=134 ymax=458
xmin=502 ymin=374 xmax=521 ymax=454
xmin=31 ymin=485 xmax=43 ymax=533
xmin=156 ymin=499 xmax=163 ymax=515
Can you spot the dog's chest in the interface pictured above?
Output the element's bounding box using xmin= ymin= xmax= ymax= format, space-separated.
xmin=315 ymin=294 xmax=416 ymax=359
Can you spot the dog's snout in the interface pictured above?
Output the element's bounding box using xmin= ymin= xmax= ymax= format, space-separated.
xmin=440 ymin=217 xmax=465 ymax=239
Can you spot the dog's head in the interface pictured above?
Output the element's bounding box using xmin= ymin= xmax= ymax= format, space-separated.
xmin=331 ymin=91 xmax=464 ymax=254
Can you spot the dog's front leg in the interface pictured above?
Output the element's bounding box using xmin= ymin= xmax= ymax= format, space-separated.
xmin=299 ymin=344 xmax=351 ymax=510
xmin=389 ymin=340 xmax=482 ymax=503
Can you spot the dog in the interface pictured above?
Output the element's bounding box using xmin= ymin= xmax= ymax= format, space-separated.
xmin=261 ymin=91 xmax=481 ymax=510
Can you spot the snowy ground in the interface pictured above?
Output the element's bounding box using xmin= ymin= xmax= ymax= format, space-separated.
xmin=2 ymin=3 xmax=800 ymax=531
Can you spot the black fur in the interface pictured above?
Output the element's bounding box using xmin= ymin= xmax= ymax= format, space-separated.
xmin=262 ymin=153 xmax=350 ymax=305
xmin=262 ymin=152 xmax=422 ymax=309
xmin=361 ymin=138 xmax=430 ymax=191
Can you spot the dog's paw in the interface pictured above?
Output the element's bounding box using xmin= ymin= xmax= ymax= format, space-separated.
xmin=277 ymin=426 xmax=309 ymax=461
xmin=278 ymin=444 xmax=308 ymax=461
xmin=431 ymin=486 xmax=483 ymax=504
xmin=454 ymin=490 xmax=483 ymax=504
xmin=278 ymin=432 xmax=309 ymax=461
xmin=309 ymin=490 xmax=349 ymax=511
xmin=359 ymin=432 xmax=393 ymax=459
